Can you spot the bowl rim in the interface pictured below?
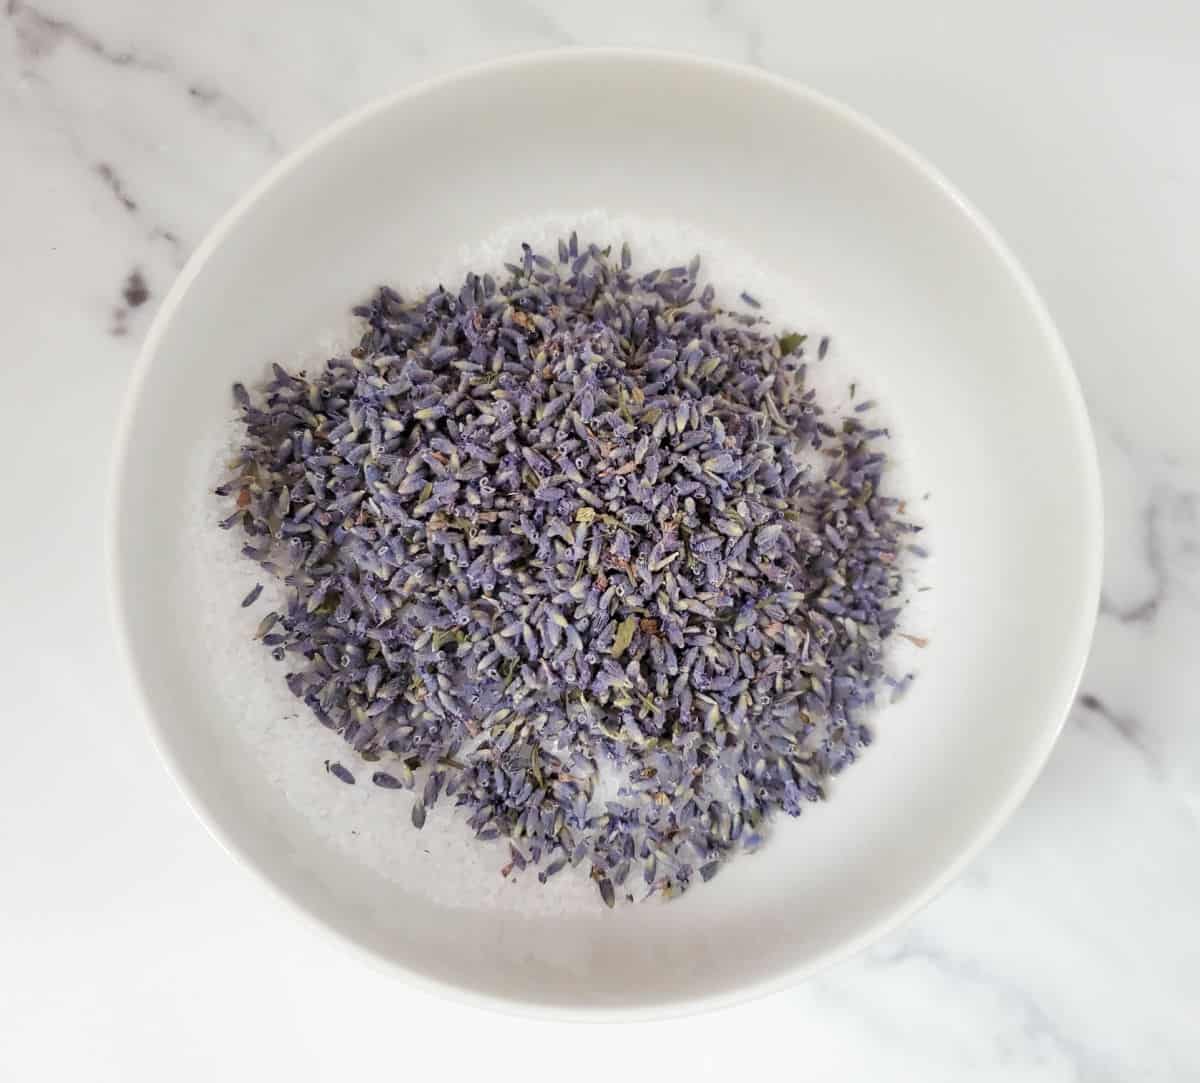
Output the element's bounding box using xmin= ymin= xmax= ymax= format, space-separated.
xmin=107 ymin=46 xmax=1103 ymax=1022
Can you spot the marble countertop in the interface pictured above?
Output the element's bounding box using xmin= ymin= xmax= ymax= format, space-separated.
xmin=3 ymin=1 xmax=1197 ymax=1078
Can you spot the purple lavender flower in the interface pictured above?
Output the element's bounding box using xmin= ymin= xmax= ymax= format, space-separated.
xmin=220 ymin=238 xmax=920 ymax=904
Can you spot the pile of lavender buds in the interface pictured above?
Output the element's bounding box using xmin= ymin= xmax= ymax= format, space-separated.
xmin=217 ymin=235 xmax=918 ymax=905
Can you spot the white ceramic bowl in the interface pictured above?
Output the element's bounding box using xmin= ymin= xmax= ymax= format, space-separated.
xmin=110 ymin=50 xmax=1101 ymax=1018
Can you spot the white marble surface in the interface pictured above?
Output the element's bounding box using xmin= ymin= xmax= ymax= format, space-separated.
xmin=2 ymin=1 xmax=1197 ymax=1078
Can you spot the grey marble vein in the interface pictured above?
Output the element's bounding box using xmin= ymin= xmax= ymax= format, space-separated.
xmin=183 ymin=80 xmax=283 ymax=155
xmin=110 ymin=268 xmax=150 ymax=336
xmin=463 ymin=0 xmax=573 ymax=46
xmin=870 ymin=936 xmax=1126 ymax=1083
xmin=7 ymin=0 xmax=156 ymax=69
xmin=7 ymin=0 xmax=281 ymax=153
xmin=1075 ymin=692 xmax=1148 ymax=756
xmin=702 ymin=0 xmax=765 ymax=68
xmin=94 ymin=161 xmax=138 ymax=213
xmin=88 ymin=158 xmax=188 ymax=272
xmin=1099 ymin=495 xmax=1165 ymax=623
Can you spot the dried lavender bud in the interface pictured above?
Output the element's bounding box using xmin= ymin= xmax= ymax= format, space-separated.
xmin=221 ymin=239 xmax=920 ymax=905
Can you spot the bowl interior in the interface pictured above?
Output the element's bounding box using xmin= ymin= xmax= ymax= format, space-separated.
xmin=113 ymin=52 xmax=1099 ymax=1015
